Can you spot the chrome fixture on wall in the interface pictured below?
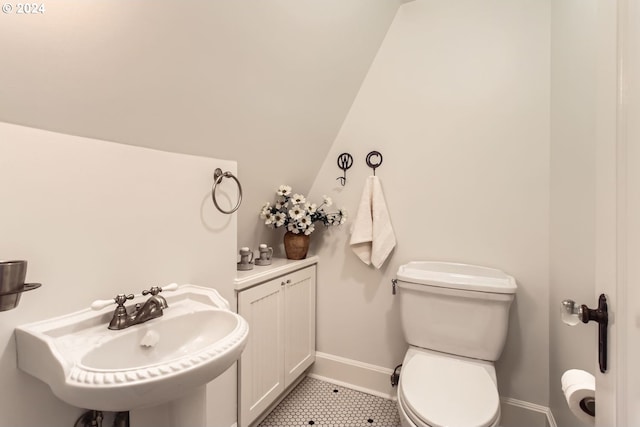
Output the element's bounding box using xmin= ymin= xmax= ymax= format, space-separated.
xmin=212 ymin=168 xmax=243 ymax=214
xmin=561 ymin=294 xmax=609 ymax=373
xmin=0 ymin=260 xmax=41 ymax=312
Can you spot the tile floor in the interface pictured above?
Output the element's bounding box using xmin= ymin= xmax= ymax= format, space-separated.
xmin=259 ymin=376 xmax=401 ymax=427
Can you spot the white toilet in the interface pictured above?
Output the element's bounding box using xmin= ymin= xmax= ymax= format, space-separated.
xmin=395 ymin=261 xmax=517 ymax=427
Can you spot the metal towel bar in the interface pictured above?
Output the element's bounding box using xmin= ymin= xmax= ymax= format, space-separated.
xmin=211 ymin=168 xmax=242 ymax=214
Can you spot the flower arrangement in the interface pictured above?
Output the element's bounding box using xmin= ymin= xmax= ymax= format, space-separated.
xmin=260 ymin=185 xmax=347 ymax=235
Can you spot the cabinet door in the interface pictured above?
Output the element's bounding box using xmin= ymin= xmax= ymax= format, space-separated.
xmin=238 ymin=278 xmax=285 ymax=427
xmin=283 ymin=265 xmax=316 ymax=387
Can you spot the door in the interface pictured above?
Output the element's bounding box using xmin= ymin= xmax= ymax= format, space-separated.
xmin=283 ymin=265 xmax=316 ymax=387
xmin=594 ymin=0 xmax=639 ymax=424
xmin=238 ymin=278 xmax=285 ymax=427
xmin=622 ymin=3 xmax=640 ymax=424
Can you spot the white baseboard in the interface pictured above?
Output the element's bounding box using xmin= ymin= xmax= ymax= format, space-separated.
xmin=310 ymin=352 xmax=556 ymax=427
xmin=500 ymin=397 xmax=557 ymax=427
xmin=309 ymin=352 xmax=397 ymax=400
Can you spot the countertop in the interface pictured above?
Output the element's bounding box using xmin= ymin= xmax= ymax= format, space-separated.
xmin=234 ymin=256 xmax=319 ymax=291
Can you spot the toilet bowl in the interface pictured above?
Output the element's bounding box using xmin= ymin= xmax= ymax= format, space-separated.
xmin=395 ymin=261 xmax=517 ymax=427
xmin=397 ymin=348 xmax=500 ymax=427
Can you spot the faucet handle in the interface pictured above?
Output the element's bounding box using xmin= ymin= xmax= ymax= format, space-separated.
xmin=142 ymin=283 xmax=178 ymax=296
xmin=162 ymin=283 xmax=179 ymax=292
xmin=91 ymin=293 xmax=134 ymax=310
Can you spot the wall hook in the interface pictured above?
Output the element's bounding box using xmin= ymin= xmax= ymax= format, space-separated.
xmin=336 ymin=153 xmax=353 ymax=186
xmin=366 ymin=151 xmax=383 ymax=176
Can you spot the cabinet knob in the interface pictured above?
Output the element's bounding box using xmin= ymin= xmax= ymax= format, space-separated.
xmin=282 ymin=279 xmax=291 ymax=286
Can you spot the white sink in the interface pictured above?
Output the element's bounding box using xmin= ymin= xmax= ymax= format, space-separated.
xmin=15 ymin=285 xmax=249 ymax=411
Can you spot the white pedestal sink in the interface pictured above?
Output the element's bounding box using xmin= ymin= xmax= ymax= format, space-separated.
xmin=15 ymin=285 xmax=248 ymax=412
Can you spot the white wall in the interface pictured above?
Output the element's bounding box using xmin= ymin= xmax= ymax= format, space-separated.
xmin=549 ymin=1 xmax=598 ymax=426
xmin=0 ymin=123 xmax=237 ymax=426
xmin=0 ymin=0 xmax=403 ymax=252
xmin=307 ymin=0 xmax=551 ymax=407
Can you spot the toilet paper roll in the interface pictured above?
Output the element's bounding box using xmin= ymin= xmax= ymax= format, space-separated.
xmin=561 ymin=369 xmax=595 ymax=425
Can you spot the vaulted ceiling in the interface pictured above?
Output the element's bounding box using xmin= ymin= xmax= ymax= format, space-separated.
xmin=0 ymin=0 xmax=404 ymax=244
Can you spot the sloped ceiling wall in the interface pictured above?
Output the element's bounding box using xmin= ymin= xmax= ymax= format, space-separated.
xmin=0 ymin=0 xmax=403 ymax=247
xmin=308 ymin=0 xmax=550 ymax=408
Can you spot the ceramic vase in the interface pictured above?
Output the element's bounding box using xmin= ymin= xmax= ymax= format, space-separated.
xmin=283 ymin=231 xmax=310 ymax=260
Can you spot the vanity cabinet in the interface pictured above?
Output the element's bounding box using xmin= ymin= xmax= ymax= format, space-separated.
xmin=237 ymin=263 xmax=316 ymax=427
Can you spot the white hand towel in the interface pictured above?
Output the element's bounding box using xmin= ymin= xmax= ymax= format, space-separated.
xmin=350 ymin=176 xmax=396 ymax=269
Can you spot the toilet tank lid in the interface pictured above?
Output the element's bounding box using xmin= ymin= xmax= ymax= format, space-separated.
xmin=396 ymin=261 xmax=517 ymax=294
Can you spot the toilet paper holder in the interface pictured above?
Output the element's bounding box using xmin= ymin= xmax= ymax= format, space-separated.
xmin=580 ymin=396 xmax=596 ymax=417
xmin=561 ymin=294 xmax=608 ymax=373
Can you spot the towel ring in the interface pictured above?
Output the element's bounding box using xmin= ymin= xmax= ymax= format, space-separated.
xmin=212 ymin=168 xmax=243 ymax=214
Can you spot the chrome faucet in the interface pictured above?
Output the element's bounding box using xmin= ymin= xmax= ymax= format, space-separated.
xmin=106 ymin=286 xmax=171 ymax=330
xmin=142 ymin=286 xmax=168 ymax=309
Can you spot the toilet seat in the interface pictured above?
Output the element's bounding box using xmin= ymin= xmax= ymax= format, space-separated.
xmin=399 ymin=350 xmax=500 ymax=427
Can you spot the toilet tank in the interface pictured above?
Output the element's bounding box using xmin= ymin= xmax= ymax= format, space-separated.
xmin=396 ymin=261 xmax=517 ymax=361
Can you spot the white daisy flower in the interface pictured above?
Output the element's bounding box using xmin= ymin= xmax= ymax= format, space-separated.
xmin=322 ymin=195 xmax=333 ymax=207
xmin=287 ymin=222 xmax=300 ymax=234
xmin=289 ymin=206 xmax=306 ymax=220
xmin=299 ymin=215 xmax=312 ymax=228
xmin=273 ymin=212 xmax=286 ymax=227
xmin=263 ymin=211 xmax=274 ymax=225
xmin=277 ymin=185 xmax=292 ymax=197
xmin=259 ymin=203 xmax=271 ymax=219
xmin=275 ymin=197 xmax=288 ymax=210
xmin=291 ymin=194 xmax=306 ymax=205
xmin=304 ymin=202 xmax=317 ymax=213
xmin=304 ymin=224 xmax=315 ymax=235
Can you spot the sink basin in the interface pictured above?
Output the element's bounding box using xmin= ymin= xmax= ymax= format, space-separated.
xmin=15 ymin=285 xmax=249 ymax=411
xmin=80 ymin=310 xmax=240 ymax=371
